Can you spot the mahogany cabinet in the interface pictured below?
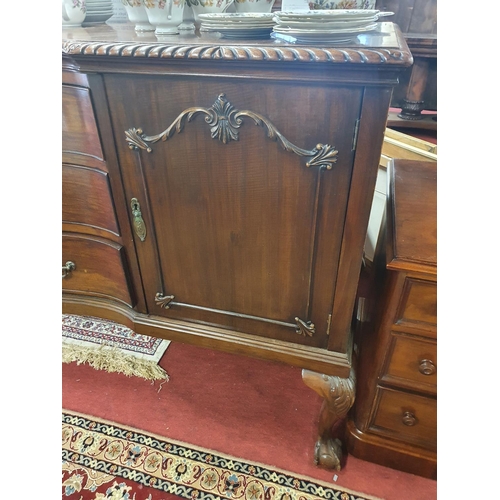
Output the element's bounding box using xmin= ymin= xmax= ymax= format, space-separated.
xmin=62 ymin=23 xmax=412 ymax=469
xmin=346 ymin=158 xmax=437 ymax=478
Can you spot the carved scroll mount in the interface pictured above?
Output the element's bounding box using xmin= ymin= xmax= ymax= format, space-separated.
xmin=295 ymin=317 xmax=315 ymax=337
xmin=125 ymin=128 xmax=152 ymax=152
xmin=155 ymin=293 xmax=175 ymax=309
xmin=125 ymin=94 xmax=338 ymax=171
xmin=307 ymin=144 xmax=338 ymax=170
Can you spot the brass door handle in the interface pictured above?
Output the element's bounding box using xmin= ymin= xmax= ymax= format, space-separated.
xmin=62 ymin=261 xmax=76 ymax=278
xmin=131 ymin=198 xmax=147 ymax=241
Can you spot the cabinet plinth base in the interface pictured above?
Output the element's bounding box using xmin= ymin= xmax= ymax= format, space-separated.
xmin=344 ymin=418 xmax=437 ymax=479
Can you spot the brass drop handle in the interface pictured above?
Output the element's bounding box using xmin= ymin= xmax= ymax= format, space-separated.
xmin=418 ymin=359 xmax=436 ymax=376
xmin=131 ymin=198 xmax=147 ymax=242
xmin=62 ymin=261 xmax=76 ymax=278
xmin=402 ymin=411 xmax=417 ymax=427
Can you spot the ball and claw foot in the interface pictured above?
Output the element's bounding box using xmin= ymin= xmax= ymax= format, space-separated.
xmin=314 ymin=437 xmax=343 ymax=471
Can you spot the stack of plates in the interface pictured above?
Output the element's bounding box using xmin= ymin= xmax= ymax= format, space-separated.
xmin=273 ymin=9 xmax=393 ymax=43
xmin=84 ymin=0 xmax=114 ymax=24
xmin=198 ymin=13 xmax=276 ymax=39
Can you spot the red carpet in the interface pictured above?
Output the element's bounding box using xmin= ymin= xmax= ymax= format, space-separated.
xmin=63 ymin=341 xmax=437 ymax=500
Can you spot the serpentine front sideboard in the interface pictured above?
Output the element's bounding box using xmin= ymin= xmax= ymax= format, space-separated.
xmin=62 ymin=23 xmax=412 ymax=470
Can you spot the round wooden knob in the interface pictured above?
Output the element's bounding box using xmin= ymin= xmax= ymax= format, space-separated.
xmin=418 ymin=359 xmax=436 ymax=376
xmin=402 ymin=411 xmax=417 ymax=426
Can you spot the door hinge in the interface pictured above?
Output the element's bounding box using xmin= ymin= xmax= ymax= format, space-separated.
xmin=326 ymin=313 xmax=332 ymax=336
xmin=351 ymin=119 xmax=360 ymax=151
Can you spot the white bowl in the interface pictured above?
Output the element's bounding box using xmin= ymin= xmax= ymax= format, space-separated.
xmin=144 ymin=0 xmax=185 ymax=34
xmin=122 ymin=0 xmax=155 ymax=30
xmin=62 ymin=0 xmax=87 ymax=26
xmin=187 ymin=0 xmax=234 ymax=22
xmin=233 ymin=0 xmax=274 ymax=13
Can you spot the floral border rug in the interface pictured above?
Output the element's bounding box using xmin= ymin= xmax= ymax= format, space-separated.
xmin=62 ymin=410 xmax=381 ymax=500
xmin=62 ymin=314 xmax=170 ymax=382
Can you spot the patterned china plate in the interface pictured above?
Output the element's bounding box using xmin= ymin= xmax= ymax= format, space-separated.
xmin=198 ymin=13 xmax=275 ymax=23
xmin=83 ymin=13 xmax=114 ymax=23
xmin=85 ymin=8 xmax=114 ymax=13
xmin=86 ymin=5 xmax=114 ymax=10
xmin=275 ymin=10 xmax=393 ymax=21
xmin=273 ymin=17 xmax=378 ymax=29
xmin=273 ymin=23 xmax=378 ymax=35
xmin=202 ymin=22 xmax=276 ymax=29
xmin=276 ymin=9 xmax=378 ymax=18
xmin=218 ymin=28 xmax=274 ymax=38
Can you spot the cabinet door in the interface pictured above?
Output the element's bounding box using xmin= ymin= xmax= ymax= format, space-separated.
xmin=107 ymin=74 xmax=363 ymax=350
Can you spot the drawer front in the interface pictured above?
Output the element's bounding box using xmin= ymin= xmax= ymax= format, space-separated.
xmin=62 ymin=165 xmax=119 ymax=236
xmin=371 ymin=387 xmax=436 ymax=449
xmin=382 ymin=333 xmax=437 ymax=393
xmin=396 ymin=278 xmax=437 ymax=331
xmin=62 ymin=234 xmax=134 ymax=306
xmin=62 ymin=85 xmax=104 ymax=160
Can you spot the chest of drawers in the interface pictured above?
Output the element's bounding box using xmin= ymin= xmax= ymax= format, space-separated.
xmin=346 ymin=158 xmax=437 ymax=478
xmin=62 ymin=23 xmax=411 ymax=469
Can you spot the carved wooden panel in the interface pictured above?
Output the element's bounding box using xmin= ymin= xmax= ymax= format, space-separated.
xmin=62 ymin=164 xmax=120 ymax=236
xmin=107 ymin=74 xmax=363 ymax=348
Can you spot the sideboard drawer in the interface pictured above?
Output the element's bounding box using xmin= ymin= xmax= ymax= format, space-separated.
xmin=381 ymin=333 xmax=437 ymax=393
xmin=62 ymin=85 xmax=104 ymax=160
xmin=62 ymin=234 xmax=134 ymax=306
xmin=62 ymin=165 xmax=120 ymax=236
xmin=396 ymin=278 xmax=437 ymax=331
xmin=371 ymin=387 xmax=436 ymax=449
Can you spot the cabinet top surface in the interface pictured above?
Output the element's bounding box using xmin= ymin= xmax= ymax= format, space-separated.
xmin=387 ymin=159 xmax=437 ymax=275
xmin=62 ymin=21 xmax=412 ymax=66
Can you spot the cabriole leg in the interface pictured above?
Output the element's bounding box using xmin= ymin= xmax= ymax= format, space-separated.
xmin=302 ymin=367 xmax=356 ymax=470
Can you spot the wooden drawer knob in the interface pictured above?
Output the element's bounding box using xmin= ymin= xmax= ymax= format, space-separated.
xmin=402 ymin=411 xmax=417 ymax=426
xmin=418 ymin=359 xmax=436 ymax=376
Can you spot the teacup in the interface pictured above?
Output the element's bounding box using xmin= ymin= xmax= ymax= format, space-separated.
xmin=122 ymin=0 xmax=155 ymax=31
xmin=187 ymin=0 xmax=234 ymax=22
xmin=233 ymin=0 xmax=275 ymax=13
xmin=144 ymin=0 xmax=185 ymax=34
xmin=62 ymin=0 xmax=87 ymax=27
xmin=307 ymin=0 xmax=376 ymax=9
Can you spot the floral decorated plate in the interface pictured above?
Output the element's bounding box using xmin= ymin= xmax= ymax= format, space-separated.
xmin=273 ymin=22 xmax=377 ymax=35
xmin=274 ymin=9 xmax=380 ymax=20
xmin=217 ymin=27 xmax=274 ymax=38
xmin=273 ymin=16 xmax=378 ymax=28
xmin=198 ymin=13 xmax=275 ymax=23
xmin=202 ymin=21 xmax=275 ymax=28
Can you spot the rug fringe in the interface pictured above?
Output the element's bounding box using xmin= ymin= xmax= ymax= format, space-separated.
xmin=62 ymin=343 xmax=169 ymax=382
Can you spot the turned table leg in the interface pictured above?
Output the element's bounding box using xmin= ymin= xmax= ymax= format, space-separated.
xmin=302 ymin=367 xmax=356 ymax=470
xmin=398 ymin=57 xmax=430 ymax=121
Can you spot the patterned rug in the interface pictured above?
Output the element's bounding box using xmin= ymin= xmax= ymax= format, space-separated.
xmin=62 ymin=314 xmax=170 ymax=382
xmin=62 ymin=410 xmax=381 ymax=500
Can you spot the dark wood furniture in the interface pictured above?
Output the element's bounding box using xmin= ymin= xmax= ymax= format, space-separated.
xmin=62 ymin=23 xmax=412 ymax=470
xmin=376 ymin=0 xmax=437 ymax=127
xmin=346 ymin=158 xmax=437 ymax=478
